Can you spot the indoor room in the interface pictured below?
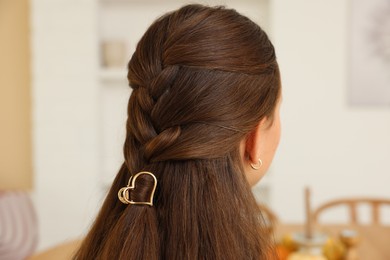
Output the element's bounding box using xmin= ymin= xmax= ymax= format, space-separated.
xmin=1 ymin=0 xmax=390 ymax=259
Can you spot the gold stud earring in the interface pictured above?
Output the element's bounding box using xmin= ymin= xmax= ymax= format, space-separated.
xmin=250 ymin=158 xmax=263 ymax=170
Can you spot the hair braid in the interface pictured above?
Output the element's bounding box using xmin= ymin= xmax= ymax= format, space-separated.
xmin=127 ymin=64 xmax=182 ymax=163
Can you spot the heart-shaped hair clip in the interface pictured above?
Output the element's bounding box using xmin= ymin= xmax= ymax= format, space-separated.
xmin=118 ymin=171 xmax=157 ymax=206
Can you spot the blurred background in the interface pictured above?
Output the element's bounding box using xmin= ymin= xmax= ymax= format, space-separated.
xmin=1 ymin=0 xmax=389 ymax=254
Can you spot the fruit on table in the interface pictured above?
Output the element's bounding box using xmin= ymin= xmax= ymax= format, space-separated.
xmin=322 ymin=238 xmax=345 ymax=260
xmin=281 ymin=234 xmax=299 ymax=252
xmin=287 ymin=252 xmax=327 ymax=260
xmin=276 ymin=245 xmax=291 ymax=260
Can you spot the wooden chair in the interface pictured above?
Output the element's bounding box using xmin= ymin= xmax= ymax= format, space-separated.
xmin=312 ymin=198 xmax=390 ymax=225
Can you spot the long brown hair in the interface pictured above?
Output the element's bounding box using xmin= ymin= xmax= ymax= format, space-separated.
xmin=75 ymin=4 xmax=281 ymax=260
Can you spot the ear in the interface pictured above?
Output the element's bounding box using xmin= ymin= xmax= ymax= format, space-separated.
xmin=240 ymin=117 xmax=270 ymax=186
xmin=244 ymin=117 xmax=268 ymax=164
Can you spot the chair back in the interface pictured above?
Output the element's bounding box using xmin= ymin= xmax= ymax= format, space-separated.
xmin=312 ymin=198 xmax=390 ymax=225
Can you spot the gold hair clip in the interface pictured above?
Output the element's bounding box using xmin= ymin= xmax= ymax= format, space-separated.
xmin=118 ymin=171 xmax=157 ymax=206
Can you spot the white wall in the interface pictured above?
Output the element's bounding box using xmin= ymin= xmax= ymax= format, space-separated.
xmin=270 ymin=0 xmax=390 ymax=222
xmin=31 ymin=0 xmax=102 ymax=251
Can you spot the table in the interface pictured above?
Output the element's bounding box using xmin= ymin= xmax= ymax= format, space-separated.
xmin=28 ymin=240 xmax=81 ymax=260
xmin=275 ymin=224 xmax=390 ymax=260
xmin=27 ymin=225 xmax=390 ymax=259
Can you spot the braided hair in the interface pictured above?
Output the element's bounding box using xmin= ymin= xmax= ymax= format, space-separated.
xmin=75 ymin=4 xmax=281 ymax=260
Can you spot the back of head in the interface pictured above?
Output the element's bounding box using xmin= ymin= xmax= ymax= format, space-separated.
xmin=75 ymin=4 xmax=280 ymax=260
